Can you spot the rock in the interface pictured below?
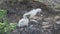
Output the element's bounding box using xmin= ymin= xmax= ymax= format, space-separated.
xmin=54 ymin=16 xmax=60 ymax=21
xmin=42 ymin=22 xmax=49 ymax=26
xmin=56 ymin=21 xmax=60 ymax=24
xmin=34 ymin=0 xmax=60 ymax=12
xmin=43 ymin=17 xmax=54 ymax=22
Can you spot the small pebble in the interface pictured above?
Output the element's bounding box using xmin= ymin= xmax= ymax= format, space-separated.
xmin=56 ymin=21 xmax=60 ymax=24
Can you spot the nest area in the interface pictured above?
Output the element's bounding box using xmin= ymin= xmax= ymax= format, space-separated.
xmin=0 ymin=0 xmax=60 ymax=34
xmin=2 ymin=0 xmax=58 ymax=23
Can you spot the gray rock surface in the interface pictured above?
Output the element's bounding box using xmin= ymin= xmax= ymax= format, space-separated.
xmin=34 ymin=0 xmax=60 ymax=12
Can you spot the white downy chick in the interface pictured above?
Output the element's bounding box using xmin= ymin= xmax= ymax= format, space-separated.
xmin=17 ymin=15 xmax=29 ymax=27
xmin=23 ymin=8 xmax=42 ymax=18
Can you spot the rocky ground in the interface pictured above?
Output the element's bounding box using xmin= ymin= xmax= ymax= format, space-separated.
xmin=0 ymin=0 xmax=60 ymax=34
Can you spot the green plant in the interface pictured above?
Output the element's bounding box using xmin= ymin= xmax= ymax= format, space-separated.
xmin=9 ymin=23 xmax=17 ymax=31
xmin=0 ymin=9 xmax=17 ymax=34
xmin=0 ymin=9 xmax=7 ymax=19
xmin=0 ymin=22 xmax=17 ymax=34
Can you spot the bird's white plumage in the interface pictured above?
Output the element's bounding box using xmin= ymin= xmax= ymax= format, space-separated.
xmin=17 ymin=8 xmax=42 ymax=27
xmin=17 ymin=16 xmax=29 ymax=27
xmin=23 ymin=8 xmax=42 ymax=18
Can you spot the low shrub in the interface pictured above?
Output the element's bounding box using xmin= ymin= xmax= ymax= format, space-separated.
xmin=0 ymin=9 xmax=17 ymax=34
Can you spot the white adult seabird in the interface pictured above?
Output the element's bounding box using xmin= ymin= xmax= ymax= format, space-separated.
xmin=17 ymin=15 xmax=29 ymax=27
xmin=23 ymin=8 xmax=42 ymax=18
